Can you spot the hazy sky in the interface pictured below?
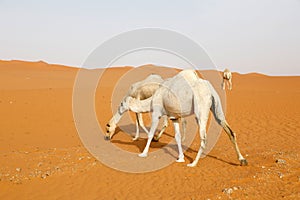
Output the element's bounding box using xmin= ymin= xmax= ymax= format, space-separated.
xmin=0 ymin=0 xmax=299 ymax=75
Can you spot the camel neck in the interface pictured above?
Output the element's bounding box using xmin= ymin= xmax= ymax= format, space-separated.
xmin=110 ymin=111 xmax=122 ymax=125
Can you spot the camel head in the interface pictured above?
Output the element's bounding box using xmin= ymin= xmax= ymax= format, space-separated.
xmin=104 ymin=96 xmax=132 ymax=140
xmin=105 ymin=121 xmax=117 ymax=140
xmin=118 ymin=96 xmax=131 ymax=114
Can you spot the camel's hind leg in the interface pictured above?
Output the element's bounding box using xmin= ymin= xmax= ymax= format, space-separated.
xmin=221 ymin=121 xmax=248 ymax=165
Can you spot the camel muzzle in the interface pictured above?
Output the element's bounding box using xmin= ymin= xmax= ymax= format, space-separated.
xmin=104 ymin=135 xmax=110 ymax=141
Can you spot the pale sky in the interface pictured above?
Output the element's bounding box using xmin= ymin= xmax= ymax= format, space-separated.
xmin=0 ymin=0 xmax=299 ymax=75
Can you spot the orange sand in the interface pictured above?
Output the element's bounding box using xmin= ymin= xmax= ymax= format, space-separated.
xmin=0 ymin=60 xmax=299 ymax=199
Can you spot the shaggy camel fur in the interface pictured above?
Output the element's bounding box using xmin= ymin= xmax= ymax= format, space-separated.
xmin=122 ymin=70 xmax=247 ymax=167
xmin=222 ymin=68 xmax=232 ymax=90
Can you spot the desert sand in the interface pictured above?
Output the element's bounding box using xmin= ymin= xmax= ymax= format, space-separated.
xmin=0 ymin=60 xmax=299 ymax=199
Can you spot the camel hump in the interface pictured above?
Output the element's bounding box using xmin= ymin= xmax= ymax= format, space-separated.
xmin=224 ymin=68 xmax=230 ymax=73
xmin=179 ymin=69 xmax=199 ymax=83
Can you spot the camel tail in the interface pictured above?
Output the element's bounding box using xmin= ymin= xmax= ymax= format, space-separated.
xmin=206 ymin=81 xmax=226 ymax=125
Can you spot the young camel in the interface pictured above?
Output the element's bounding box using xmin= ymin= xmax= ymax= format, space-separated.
xmin=222 ymin=68 xmax=232 ymax=90
xmin=105 ymin=74 xmax=168 ymax=141
xmin=122 ymin=70 xmax=248 ymax=167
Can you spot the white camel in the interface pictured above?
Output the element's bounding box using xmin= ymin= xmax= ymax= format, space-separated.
xmin=106 ymin=74 xmax=172 ymax=141
xmin=121 ymin=70 xmax=247 ymax=167
xmin=222 ymin=68 xmax=232 ymax=90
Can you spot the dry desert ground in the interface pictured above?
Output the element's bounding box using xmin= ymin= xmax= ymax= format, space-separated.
xmin=0 ymin=60 xmax=299 ymax=199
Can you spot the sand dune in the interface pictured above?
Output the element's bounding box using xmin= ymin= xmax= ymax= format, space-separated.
xmin=0 ymin=60 xmax=299 ymax=199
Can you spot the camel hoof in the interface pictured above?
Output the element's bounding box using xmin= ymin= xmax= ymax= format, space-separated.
xmin=176 ymin=158 xmax=185 ymax=163
xmin=152 ymin=137 xmax=159 ymax=142
xmin=138 ymin=153 xmax=148 ymax=158
xmin=132 ymin=137 xmax=139 ymax=141
xmin=187 ymin=163 xmax=196 ymax=167
xmin=240 ymin=159 xmax=248 ymax=166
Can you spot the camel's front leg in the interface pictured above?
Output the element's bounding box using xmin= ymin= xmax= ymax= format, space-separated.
xmin=138 ymin=113 xmax=149 ymax=133
xmin=222 ymin=79 xmax=226 ymax=90
xmin=187 ymin=120 xmax=207 ymax=167
xmin=154 ymin=117 xmax=187 ymax=142
xmin=172 ymin=119 xmax=185 ymax=162
xmin=133 ymin=113 xmax=149 ymax=141
xmin=187 ymin=101 xmax=210 ymax=167
xmin=133 ymin=116 xmax=140 ymax=141
xmin=181 ymin=118 xmax=187 ymax=142
xmin=228 ymin=79 xmax=232 ymax=90
xmin=138 ymin=115 xmax=159 ymax=158
xmin=153 ymin=115 xmax=168 ymax=141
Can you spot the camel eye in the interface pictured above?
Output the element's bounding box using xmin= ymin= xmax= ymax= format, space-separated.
xmin=120 ymin=102 xmax=123 ymax=106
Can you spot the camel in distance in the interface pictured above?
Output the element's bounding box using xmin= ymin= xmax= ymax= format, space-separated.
xmin=222 ymin=68 xmax=232 ymax=90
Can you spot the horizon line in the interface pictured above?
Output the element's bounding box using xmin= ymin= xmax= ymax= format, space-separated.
xmin=1 ymin=59 xmax=299 ymax=77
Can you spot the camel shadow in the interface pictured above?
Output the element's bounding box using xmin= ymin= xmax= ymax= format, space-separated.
xmin=206 ymin=155 xmax=240 ymax=166
xmin=112 ymin=125 xmax=239 ymax=166
xmin=184 ymin=147 xmax=239 ymax=166
xmin=112 ymin=138 xmax=191 ymax=160
xmin=111 ymin=138 xmax=168 ymax=152
xmin=115 ymin=124 xmax=173 ymax=138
